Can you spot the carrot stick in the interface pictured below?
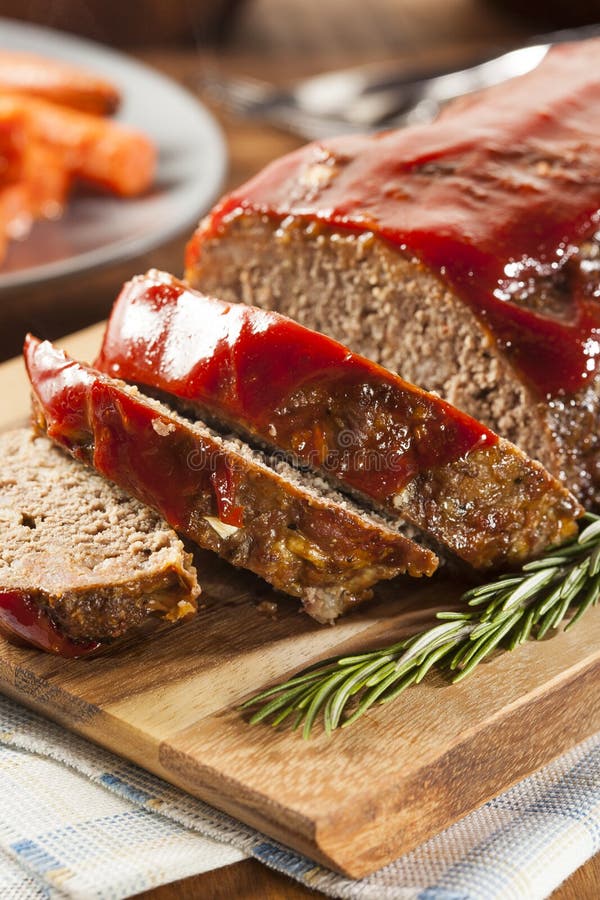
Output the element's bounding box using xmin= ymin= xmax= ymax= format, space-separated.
xmin=0 ymin=51 xmax=120 ymax=116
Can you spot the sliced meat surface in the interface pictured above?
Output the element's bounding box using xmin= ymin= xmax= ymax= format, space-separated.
xmin=97 ymin=270 xmax=581 ymax=570
xmin=0 ymin=428 xmax=199 ymax=656
xmin=25 ymin=335 xmax=436 ymax=624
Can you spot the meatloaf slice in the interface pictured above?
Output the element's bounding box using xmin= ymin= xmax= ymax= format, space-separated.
xmin=0 ymin=428 xmax=199 ymax=656
xmin=96 ymin=270 xmax=580 ymax=570
xmin=186 ymin=39 xmax=600 ymax=508
xmin=25 ymin=336 xmax=436 ymax=624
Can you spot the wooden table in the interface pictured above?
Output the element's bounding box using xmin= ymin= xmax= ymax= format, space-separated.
xmin=2 ymin=6 xmax=599 ymax=896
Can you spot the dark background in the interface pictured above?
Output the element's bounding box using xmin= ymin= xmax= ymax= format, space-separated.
xmin=0 ymin=0 xmax=597 ymax=48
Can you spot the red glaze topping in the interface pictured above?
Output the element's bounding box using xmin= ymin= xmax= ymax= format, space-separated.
xmin=188 ymin=41 xmax=600 ymax=399
xmin=24 ymin=334 xmax=246 ymax=534
xmin=96 ymin=272 xmax=497 ymax=502
xmin=0 ymin=590 xmax=100 ymax=657
xmin=26 ymin=335 xmax=440 ymax=583
xmin=210 ymin=459 xmax=244 ymax=527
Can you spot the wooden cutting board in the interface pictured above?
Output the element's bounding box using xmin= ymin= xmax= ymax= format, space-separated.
xmin=1 ymin=323 xmax=600 ymax=879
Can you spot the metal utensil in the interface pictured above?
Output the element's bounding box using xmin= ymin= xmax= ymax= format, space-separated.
xmin=200 ymin=25 xmax=600 ymax=139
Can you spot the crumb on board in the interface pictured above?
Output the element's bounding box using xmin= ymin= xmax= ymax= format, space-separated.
xmin=256 ymin=599 xmax=279 ymax=619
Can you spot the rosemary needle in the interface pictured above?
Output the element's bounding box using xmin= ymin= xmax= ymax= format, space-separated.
xmin=242 ymin=513 xmax=600 ymax=737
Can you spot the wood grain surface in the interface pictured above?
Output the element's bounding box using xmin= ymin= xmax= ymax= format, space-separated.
xmin=2 ymin=324 xmax=600 ymax=881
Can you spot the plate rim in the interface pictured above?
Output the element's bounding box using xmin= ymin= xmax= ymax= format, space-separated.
xmin=0 ymin=17 xmax=227 ymax=292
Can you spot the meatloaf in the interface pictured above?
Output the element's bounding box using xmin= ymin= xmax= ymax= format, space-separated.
xmin=0 ymin=428 xmax=199 ymax=656
xmin=96 ymin=270 xmax=580 ymax=570
xmin=25 ymin=335 xmax=437 ymax=624
xmin=186 ymin=38 xmax=600 ymax=508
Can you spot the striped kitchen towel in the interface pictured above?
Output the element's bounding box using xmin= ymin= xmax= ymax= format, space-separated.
xmin=0 ymin=692 xmax=598 ymax=900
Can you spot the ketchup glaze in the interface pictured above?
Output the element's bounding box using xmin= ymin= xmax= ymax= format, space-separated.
xmin=0 ymin=590 xmax=100 ymax=657
xmin=96 ymin=272 xmax=497 ymax=500
xmin=188 ymin=41 xmax=600 ymax=399
xmin=25 ymin=335 xmax=253 ymax=533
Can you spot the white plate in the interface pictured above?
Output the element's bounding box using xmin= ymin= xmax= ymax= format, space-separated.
xmin=0 ymin=19 xmax=227 ymax=291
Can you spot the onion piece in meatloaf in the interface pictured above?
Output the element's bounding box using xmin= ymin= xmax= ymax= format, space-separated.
xmin=0 ymin=428 xmax=199 ymax=656
xmin=96 ymin=270 xmax=581 ymax=571
xmin=25 ymin=335 xmax=437 ymax=624
xmin=185 ymin=38 xmax=600 ymax=509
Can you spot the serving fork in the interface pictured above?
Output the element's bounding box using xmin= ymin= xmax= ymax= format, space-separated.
xmin=200 ymin=25 xmax=600 ymax=139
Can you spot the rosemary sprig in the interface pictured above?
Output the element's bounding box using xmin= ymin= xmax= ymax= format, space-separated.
xmin=242 ymin=512 xmax=600 ymax=738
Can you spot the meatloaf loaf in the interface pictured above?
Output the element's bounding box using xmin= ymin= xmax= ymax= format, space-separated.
xmin=96 ymin=270 xmax=580 ymax=570
xmin=186 ymin=38 xmax=600 ymax=508
xmin=25 ymin=335 xmax=437 ymax=624
xmin=0 ymin=428 xmax=199 ymax=656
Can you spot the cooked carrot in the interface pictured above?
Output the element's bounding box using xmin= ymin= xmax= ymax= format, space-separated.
xmin=5 ymin=94 xmax=156 ymax=197
xmin=0 ymin=82 xmax=155 ymax=264
xmin=0 ymin=97 xmax=70 ymax=226
xmin=0 ymin=100 xmax=33 ymax=259
xmin=0 ymin=181 xmax=34 ymax=257
xmin=0 ymin=51 xmax=120 ymax=116
xmin=23 ymin=142 xmax=70 ymax=221
xmin=0 ymin=98 xmax=27 ymax=185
